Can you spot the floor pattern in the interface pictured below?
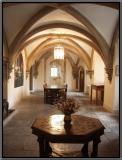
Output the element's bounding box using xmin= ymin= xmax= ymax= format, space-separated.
xmin=3 ymin=92 xmax=119 ymax=157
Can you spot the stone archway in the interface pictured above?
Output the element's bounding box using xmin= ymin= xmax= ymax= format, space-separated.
xmin=9 ymin=5 xmax=109 ymax=65
xmin=27 ymin=41 xmax=91 ymax=71
xmin=6 ymin=4 xmax=119 ymax=82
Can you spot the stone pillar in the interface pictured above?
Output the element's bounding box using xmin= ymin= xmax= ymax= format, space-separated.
xmin=104 ymin=39 xmax=119 ymax=112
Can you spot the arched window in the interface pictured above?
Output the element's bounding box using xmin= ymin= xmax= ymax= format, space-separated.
xmin=51 ymin=67 xmax=59 ymax=77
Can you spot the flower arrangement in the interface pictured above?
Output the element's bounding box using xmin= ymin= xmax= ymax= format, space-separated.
xmin=55 ymin=97 xmax=80 ymax=115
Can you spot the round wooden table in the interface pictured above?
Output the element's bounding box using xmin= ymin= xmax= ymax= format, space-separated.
xmin=31 ymin=115 xmax=105 ymax=157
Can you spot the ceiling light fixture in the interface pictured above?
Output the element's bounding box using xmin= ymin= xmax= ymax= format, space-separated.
xmin=54 ymin=45 xmax=64 ymax=59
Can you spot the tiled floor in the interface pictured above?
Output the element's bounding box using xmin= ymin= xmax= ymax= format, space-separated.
xmin=3 ymin=92 xmax=119 ymax=157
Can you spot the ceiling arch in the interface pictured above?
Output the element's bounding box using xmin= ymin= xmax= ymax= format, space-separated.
xmin=26 ymin=21 xmax=107 ymax=64
xmin=26 ymin=37 xmax=91 ymax=67
xmin=19 ymin=33 xmax=102 ymax=55
xmin=28 ymin=36 xmax=91 ymax=60
xmin=9 ymin=5 xmax=55 ymax=51
xmin=8 ymin=4 xmax=110 ymax=68
xmin=27 ymin=37 xmax=90 ymax=62
xmin=34 ymin=48 xmax=74 ymax=67
xmin=9 ymin=4 xmax=110 ymax=51
xmin=3 ymin=3 xmax=119 ymax=10
xmin=62 ymin=6 xmax=109 ymax=48
xmin=27 ymin=42 xmax=91 ymax=70
xmin=29 ymin=48 xmax=85 ymax=77
xmin=11 ymin=21 xmax=97 ymax=54
xmin=11 ymin=21 xmax=108 ymax=67
xmin=65 ymin=37 xmax=92 ymax=59
xmin=3 ymin=3 xmax=119 ymax=82
xmin=37 ymin=50 xmax=76 ymax=70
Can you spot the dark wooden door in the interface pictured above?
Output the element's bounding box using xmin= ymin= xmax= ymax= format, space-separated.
xmin=30 ymin=66 xmax=33 ymax=90
xmin=79 ymin=70 xmax=84 ymax=92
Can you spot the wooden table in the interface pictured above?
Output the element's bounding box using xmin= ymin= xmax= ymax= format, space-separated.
xmin=44 ymin=85 xmax=67 ymax=104
xmin=31 ymin=115 xmax=105 ymax=157
xmin=90 ymin=84 xmax=104 ymax=105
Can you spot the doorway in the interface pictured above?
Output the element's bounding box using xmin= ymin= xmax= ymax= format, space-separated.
xmin=30 ymin=66 xmax=33 ymax=91
xmin=79 ymin=70 xmax=84 ymax=92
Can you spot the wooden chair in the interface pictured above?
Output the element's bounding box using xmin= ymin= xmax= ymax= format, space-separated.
xmin=58 ymin=89 xmax=67 ymax=101
xmin=45 ymin=89 xmax=52 ymax=104
xmin=43 ymin=83 xmax=47 ymax=103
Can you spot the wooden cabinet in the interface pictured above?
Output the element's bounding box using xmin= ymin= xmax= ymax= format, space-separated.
xmin=90 ymin=84 xmax=104 ymax=105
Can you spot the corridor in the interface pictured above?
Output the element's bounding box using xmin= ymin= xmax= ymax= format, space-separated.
xmin=3 ymin=92 xmax=119 ymax=157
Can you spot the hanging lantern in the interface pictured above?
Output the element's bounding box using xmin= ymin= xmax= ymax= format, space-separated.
xmin=54 ymin=45 xmax=64 ymax=59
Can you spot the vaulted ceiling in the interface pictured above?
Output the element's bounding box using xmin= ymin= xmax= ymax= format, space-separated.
xmin=3 ymin=3 xmax=119 ymax=70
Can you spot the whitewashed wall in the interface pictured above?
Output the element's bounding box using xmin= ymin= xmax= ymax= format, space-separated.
xmin=8 ymin=51 xmax=29 ymax=109
xmin=88 ymin=50 xmax=105 ymax=99
xmin=92 ymin=50 xmax=105 ymax=84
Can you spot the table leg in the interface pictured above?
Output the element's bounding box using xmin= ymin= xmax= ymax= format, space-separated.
xmin=38 ymin=137 xmax=52 ymax=157
xmin=45 ymin=140 xmax=52 ymax=157
xmin=81 ymin=143 xmax=89 ymax=157
xmin=37 ymin=136 xmax=45 ymax=157
xmin=91 ymin=137 xmax=101 ymax=157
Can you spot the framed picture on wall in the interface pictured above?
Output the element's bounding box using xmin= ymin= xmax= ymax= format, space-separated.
xmin=115 ymin=65 xmax=119 ymax=76
xmin=14 ymin=53 xmax=24 ymax=87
